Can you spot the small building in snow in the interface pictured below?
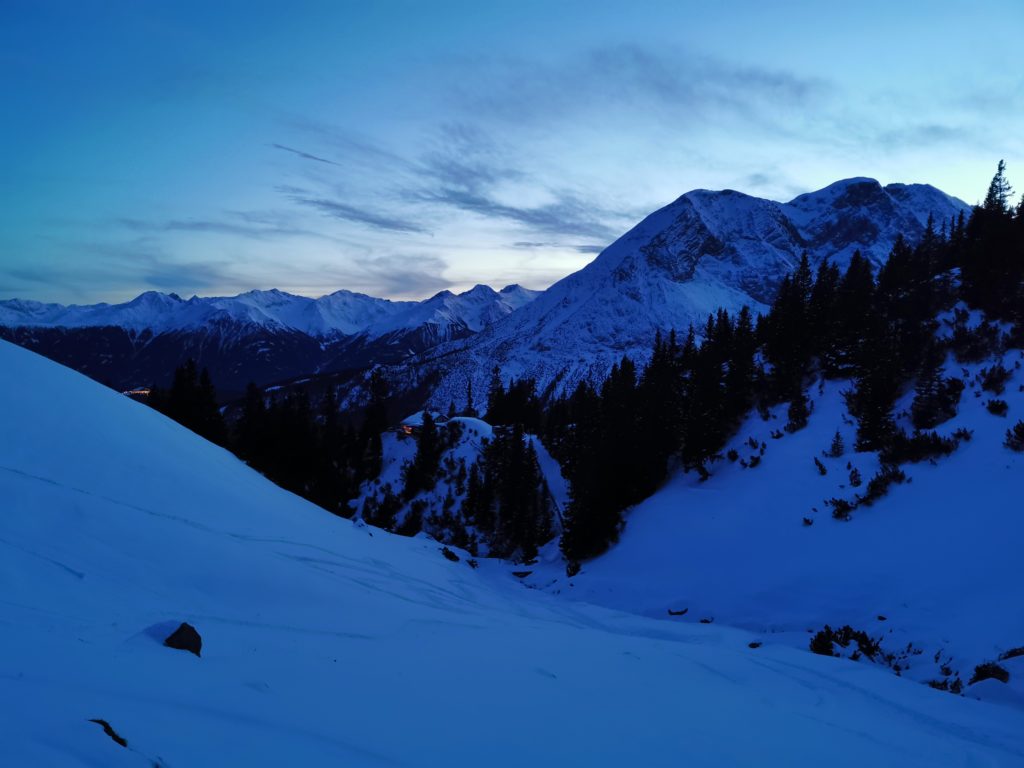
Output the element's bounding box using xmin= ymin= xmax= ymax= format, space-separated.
xmin=397 ymin=410 xmax=447 ymax=436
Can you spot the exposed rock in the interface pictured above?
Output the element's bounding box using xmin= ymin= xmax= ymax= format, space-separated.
xmin=88 ymin=718 xmax=127 ymax=748
xmin=164 ymin=622 xmax=202 ymax=657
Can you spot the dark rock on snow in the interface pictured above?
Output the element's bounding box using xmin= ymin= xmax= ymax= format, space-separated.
xmin=164 ymin=622 xmax=202 ymax=657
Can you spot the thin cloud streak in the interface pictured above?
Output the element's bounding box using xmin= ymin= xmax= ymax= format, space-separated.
xmin=271 ymin=143 xmax=341 ymax=166
xmin=289 ymin=196 xmax=430 ymax=234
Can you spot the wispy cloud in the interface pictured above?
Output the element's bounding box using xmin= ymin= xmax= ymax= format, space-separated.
xmin=450 ymin=45 xmax=829 ymax=133
xmin=117 ymin=213 xmax=336 ymax=241
xmin=413 ymin=186 xmax=619 ymax=240
xmin=0 ymin=241 xmax=233 ymax=300
xmin=270 ymin=143 xmax=341 ymax=166
xmin=339 ymin=254 xmax=451 ymax=297
xmin=287 ymin=194 xmax=429 ymax=234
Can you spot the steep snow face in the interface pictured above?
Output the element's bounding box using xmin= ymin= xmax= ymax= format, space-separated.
xmin=417 ymin=179 xmax=969 ymax=405
xmin=3 ymin=339 xmax=1024 ymax=765
xmin=0 ymin=284 xmax=540 ymax=339
xmin=531 ymin=337 xmax=1024 ymax=708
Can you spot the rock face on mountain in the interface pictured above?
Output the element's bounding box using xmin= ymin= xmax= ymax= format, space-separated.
xmin=0 ymin=284 xmax=539 ymax=396
xmin=416 ymin=178 xmax=970 ymax=405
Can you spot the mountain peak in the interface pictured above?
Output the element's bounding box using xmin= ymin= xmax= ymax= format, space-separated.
xmin=418 ymin=175 xmax=972 ymax=406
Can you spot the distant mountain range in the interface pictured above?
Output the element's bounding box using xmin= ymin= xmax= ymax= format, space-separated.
xmin=0 ymin=284 xmax=538 ymax=395
xmin=0 ymin=177 xmax=969 ymax=403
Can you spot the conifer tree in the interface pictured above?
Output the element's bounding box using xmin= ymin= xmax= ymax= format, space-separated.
xmin=403 ymin=412 xmax=442 ymax=498
xmin=983 ymin=159 xmax=1014 ymax=214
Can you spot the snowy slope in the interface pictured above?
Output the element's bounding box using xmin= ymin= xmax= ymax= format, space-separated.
xmin=3 ymin=340 xmax=1024 ymax=765
xmin=531 ymin=335 xmax=1024 ymax=707
xmin=415 ymin=179 xmax=969 ymax=405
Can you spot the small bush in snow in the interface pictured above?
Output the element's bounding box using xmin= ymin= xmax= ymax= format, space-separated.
xmin=969 ymin=662 xmax=1010 ymax=685
xmin=882 ymin=430 xmax=959 ymax=464
xmin=1005 ymin=421 xmax=1024 ymax=452
xmin=986 ymin=399 xmax=1009 ymax=416
xmin=950 ymin=321 xmax=1003 ymax=363
xmin=860 ymin=465 xmax=907 ymax=506
xmin=849 ymin=468 xmax=863 ymax=487
xmin=828 ymin=497 xmax=855 ymax=520
xmin=813 ymin=457 xmax=827 ymax=476
xmin=980 ymin=363 xmax=1012 ymax=395
xmin=809 ymin=625 xmax=881 ymax=660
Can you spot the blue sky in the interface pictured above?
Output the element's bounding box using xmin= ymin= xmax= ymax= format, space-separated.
xmin=2 ymin=0 xmax=1022 ymax=303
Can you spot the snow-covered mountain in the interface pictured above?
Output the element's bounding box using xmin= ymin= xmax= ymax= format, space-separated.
xmin=0 ymin=284 xmax=539 ymax=395
xmin=3 ymin=338 xmax=1023 ymax=765
xmin=0 ymin=284 xmax=539 ymax=338
xmin=417 ymin=178 xmax=969 ymax=404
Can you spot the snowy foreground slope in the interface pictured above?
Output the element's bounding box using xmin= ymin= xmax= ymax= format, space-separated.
xmin=535 ymin=343 xmax=1024 ymax=706
xmin=2 ymin=340 xmax=1024 ymax=767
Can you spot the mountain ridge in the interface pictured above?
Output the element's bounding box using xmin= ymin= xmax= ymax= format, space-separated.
xmin=409 ymin=177 xmax=971 ymax=406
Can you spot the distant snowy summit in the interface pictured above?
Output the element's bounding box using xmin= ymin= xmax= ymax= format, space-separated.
xmin=0 ymin=284 xmax=540 ymax=394
xmin=0 ymin=283 xmax=540 ymax=338
xmin=416 ymin=178 xmax=971 ymax=404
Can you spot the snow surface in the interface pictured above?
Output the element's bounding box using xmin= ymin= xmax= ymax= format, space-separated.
xmin=530 ymin=342 xmax=1024 ymax=707
xmin=3 ymin=340 xmax=1024 ymax=765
